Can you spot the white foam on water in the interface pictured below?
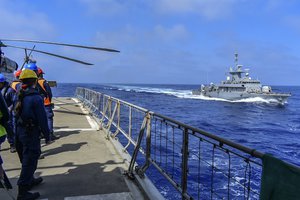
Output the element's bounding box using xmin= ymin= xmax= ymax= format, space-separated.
xmin=108 ymin=85 xmax=283 ymax=104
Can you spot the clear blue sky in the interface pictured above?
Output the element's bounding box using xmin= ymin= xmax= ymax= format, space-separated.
xmin=1 ymin=0 xmax=300 ymax=85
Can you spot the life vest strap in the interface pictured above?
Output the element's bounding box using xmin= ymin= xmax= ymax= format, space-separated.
xmin=38 ymin=79 xmax=51 ymax=106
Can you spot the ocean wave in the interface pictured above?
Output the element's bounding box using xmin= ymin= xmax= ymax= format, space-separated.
xmin=107 ymin=85 xmax=283 ymax=104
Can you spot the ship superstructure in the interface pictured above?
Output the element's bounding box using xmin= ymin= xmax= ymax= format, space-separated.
xmin=192 ymin=54 xmax=291 ymax=103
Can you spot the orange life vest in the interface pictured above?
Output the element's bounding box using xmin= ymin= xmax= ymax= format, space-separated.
xmin=10 ymin=81 xmax=21 ymax=92
xmin=38 ymin=79 xmax=51 ymax=106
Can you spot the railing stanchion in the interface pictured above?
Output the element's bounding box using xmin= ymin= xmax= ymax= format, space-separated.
xmin=112 ymin=101 xmax=121 ymax=137
xmin=139 ymin=113 xmax=152 ymax=176
xmin=125 ymin=113 xmax=148 ymax=179
xmin=123 ymin=107 xmax=132 ymax=151
xmin=107 ymin=101 xmax=118 ymax=130
xmin=99 ymin=97 xmax=110 ymax=130
xmin=182 ymin=128 xmax=189 ymax=200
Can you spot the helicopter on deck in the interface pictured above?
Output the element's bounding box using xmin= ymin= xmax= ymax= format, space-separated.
xmin=0 ymin=39 xmax=120 ymax=83
xmin=0 ymin=52 xmax=18 ymax=73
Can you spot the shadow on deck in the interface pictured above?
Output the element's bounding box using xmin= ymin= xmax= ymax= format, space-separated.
xmin=0 ymin=97 xmax=143 ymax=200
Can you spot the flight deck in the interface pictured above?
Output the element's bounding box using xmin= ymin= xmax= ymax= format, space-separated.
xmin=0 ymin=98 xmax=147 ymax=200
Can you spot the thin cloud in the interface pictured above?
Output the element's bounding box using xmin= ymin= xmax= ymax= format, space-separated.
xmin=1 ymin=0 xmax=299 ymax=85
xmin=213 ymin=35 xmax=300 ymax=85
xmin=79 ymin=0 xmax=129 ymax=16
xmin=53 ymin=25 xmax=193 ymax=83
xmin=0 ymin=0 xmax=56 ymax=68
xmin=153 ymin=0 xmax=237 ymax=20
xmin=0 ymin=0 xmax=55 ymax=39
xmin=78 ymin=0 xmax=237 ymax=20
xmin=154 ymin=24 xmax=189 ymax=42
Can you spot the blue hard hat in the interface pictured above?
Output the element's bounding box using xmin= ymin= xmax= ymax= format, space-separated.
xmin=0 ymin=74 xmax=6 ymax=82
xmin=24 ymin=62 xmax=38 ymax=71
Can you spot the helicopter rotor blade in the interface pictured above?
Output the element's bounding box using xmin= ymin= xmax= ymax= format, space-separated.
xmin=5 ymin=44 xmax=93 ymax=65
xmin=20 ymin=45 xmax=36 ymax=70
xmin=0 ymin=39 xmax=120 ymax=53
xmin=28 ymin=45 xmax=36 ymax=59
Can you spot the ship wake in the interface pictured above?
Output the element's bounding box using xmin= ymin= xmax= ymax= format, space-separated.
xmin=108 ymin=85 xmax=283 ymax=104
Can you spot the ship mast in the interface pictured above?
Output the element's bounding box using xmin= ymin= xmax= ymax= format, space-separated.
xmin=234 ymin=52 xmax=238 ymax=68
xmin=230 ymin=53 xmax=244 ymax=81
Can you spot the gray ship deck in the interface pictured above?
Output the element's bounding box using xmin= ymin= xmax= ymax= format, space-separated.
xmin=0 ymin=98 xmax=144 ymax=200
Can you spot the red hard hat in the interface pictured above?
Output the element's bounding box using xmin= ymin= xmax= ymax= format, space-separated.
xmin=37 ymin=67 xmax=45 ymax=75
xmin=15 ymin=70 xmax=22 ymax=78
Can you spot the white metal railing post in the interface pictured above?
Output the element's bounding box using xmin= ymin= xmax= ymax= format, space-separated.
xmin=106 ymin=100 xmax=118 ymax=138
xmin=99 ymin=97 xmax=110 ymax=129
xmin=137 ymin=112 xmax=152 ymax=177
xmin=123 ymin=106 xmax=132 ymax=151
xmin=125 ymin=113 xmax=148 ymax=179
xmin=112 ymin=101 xmax=121 ymax=137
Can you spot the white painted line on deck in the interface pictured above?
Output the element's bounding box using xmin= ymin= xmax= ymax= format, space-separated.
xmin=39 ymin=192 xmax=133 ymax=200
xmin=72 ymin=98 xmax=80 ymax=104
xmin=54 ymin=102 xmax=81 ymax=105
xmin=53 ymin=105 xmax=60 ymax=110
xmin=54 ymin=128 xmax=96 ymax=132
xmin=85 ymin=115 xmax=99 ymax=130
xmin=64 ymin=192 xmax=133 ymax=200
xmin=53 ymin=98 xmax=99 ymax=132
xmin=71 ymin=98 xmax=100 ymax=130
xmin=72 ymin=98 xmax=90 ymax=115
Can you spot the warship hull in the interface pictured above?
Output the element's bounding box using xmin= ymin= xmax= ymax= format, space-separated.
xmin=192 ymin=89 xmax=290 ymax=104
xmin=192 ymin=53 xmax=291 ymax=104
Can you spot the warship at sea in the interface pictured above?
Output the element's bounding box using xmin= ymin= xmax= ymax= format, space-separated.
xmin=1 ymin=40 xmax=300 ymax=199
xmin=192 ymin=54 xmax=291 ymax=104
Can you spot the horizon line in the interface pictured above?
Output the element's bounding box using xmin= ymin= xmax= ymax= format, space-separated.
xmin=53 ymin=82 xmax=300 ymax=87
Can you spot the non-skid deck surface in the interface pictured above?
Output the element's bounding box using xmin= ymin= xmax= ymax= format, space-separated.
xmin=0 ymin=98 xmax=139 ymax=200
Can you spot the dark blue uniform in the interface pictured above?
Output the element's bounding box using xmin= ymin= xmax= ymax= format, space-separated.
xmin=16 ymin=87 xmax=50 ymax=186
xmin=42 ymin=81 xmax=52 ymax=100
xmin=37 ymin=78 xmax=56 ymax=140
xmin=2 ymin=82 xmax=16 ymax=107
xmin=0 ymin=92 xmax=9 ymax=165
xmin=1 ymin=81 xmax=11 ymax=104
xmin=4 ymin=82 xmax=21 ymax=146
xmin=43 ymin=80 xmax=53 ymax=133
xmin=0 ymin=81 xmax=15 ymax=146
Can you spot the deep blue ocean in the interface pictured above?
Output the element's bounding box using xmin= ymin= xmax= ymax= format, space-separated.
xmin=52 ymin=83 xmax=300 ymax=199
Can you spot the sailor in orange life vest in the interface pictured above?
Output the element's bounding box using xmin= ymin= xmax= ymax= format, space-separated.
xmin=22 ymin=63 xmax=58 ymax=140
xmin=37 ymin=67 xmax=59 ymax=140
xmin=15 ymin=69 xmax=53 ymax=200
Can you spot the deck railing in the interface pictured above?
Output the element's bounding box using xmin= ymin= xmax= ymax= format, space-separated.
xmin=75 ymin=87 xmax=265 ymax=199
